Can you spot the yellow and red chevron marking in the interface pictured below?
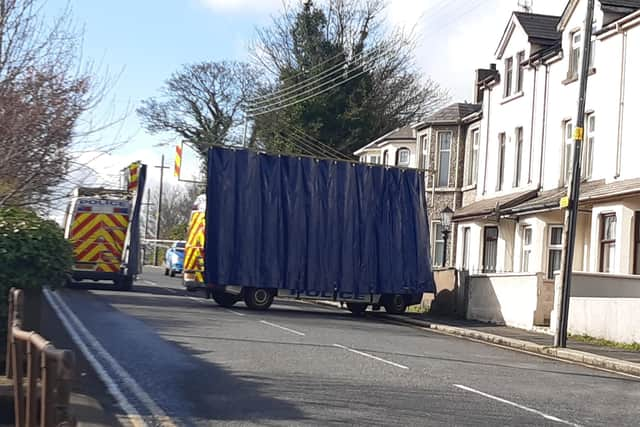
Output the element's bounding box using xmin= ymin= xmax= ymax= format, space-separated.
xmin=128 ymin=162 xmax=140 ymax=192
xmin=70 ymin=213 xmax=129 ymax=268
xmin=184 ymin=211 xmax=205 ymax=283
xmin=174 ymin=144 xmax=182 ymax=177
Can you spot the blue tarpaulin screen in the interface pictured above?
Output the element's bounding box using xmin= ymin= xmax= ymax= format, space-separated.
xmin=205 ymin=146 xmax=435 ymax=296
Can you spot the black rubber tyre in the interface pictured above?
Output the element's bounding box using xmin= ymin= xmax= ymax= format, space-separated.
xmin=170 ymin=269 xmax=176 ymax=277
xmin=164 ymin=268 xmax=169 ymax=276
xmin=115 ymin=276 xmax=134 ymax=291
xmin=243 ymin=288 xmax=274 ymax=310
xmin=212 ymin=292 xmax=241 ymax=308
xmin=382 ymin=294 xmax=407 ymax=314
xmin=346 ymin=302 xmax=368 ymax=316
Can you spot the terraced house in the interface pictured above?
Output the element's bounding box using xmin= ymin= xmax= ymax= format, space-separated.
xmin=453 ymin=0 xmax=640 ymax=340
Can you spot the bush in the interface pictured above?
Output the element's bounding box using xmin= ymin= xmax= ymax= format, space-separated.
xmin=0 ymin=208 xmax=72 ymax=345
xmin=0 ymin=208 xmax=72 ymax=290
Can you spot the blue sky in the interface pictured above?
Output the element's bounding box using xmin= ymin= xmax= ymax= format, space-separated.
xmin=48 ymin=0 xmax=565 ymax=189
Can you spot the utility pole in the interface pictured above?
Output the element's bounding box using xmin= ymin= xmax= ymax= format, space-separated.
xmin=554 ymin=0 xmax=595 ymax=348
xmin=141 ymin=188 xmax=152 ymax=265
xmin=153 ymin=154 xmax=169 ymax=266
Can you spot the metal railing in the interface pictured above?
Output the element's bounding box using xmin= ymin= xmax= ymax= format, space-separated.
xmin=5 ymin=288 xmax=76 ymax=427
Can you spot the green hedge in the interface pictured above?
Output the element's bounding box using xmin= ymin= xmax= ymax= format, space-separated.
xmin=0 ymin=208 xmax=72 ymax=339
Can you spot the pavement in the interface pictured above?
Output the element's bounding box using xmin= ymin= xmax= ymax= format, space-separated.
xmin=36 ymin=266 xmax=640 ymax=426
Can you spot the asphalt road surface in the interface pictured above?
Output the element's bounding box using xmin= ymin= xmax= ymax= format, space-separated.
xmin=48 ymin=266 xmax=640 ymax=426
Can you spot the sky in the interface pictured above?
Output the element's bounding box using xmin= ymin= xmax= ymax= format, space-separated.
xmin=47 ymin=0 xmax=566 ymax=193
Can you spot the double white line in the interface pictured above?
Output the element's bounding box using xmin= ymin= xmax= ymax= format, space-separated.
xmin=44 ymin=289 xmax=177 ymax=427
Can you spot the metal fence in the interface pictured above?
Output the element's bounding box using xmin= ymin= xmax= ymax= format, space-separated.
xmin=5 ymin=288 xmax=75 ymax=427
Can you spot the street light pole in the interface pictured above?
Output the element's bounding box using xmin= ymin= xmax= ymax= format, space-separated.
xmin=554 ymin=0 xmax=595 ymax=348
xmin=440 ymin=206 xmax=454 ymax=268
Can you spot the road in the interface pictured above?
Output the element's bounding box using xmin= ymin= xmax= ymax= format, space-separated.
xmin=47 ymin=266 xmax=640 ymax=426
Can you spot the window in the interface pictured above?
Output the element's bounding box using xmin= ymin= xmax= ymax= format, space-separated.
xmin=465 ymin=128 xmax=480 ymax=186
xmin=582 ymin=114 xmax=595 ymax=179
xmin=433 ymin=222 xmax=445 ymax=267
xmin=437 ymin=132 xmax=452 ymax=187
xmin=516 ymin=51 xmax=525 ymax=93
xmin=496 ymin=133 xmax=506 ymax=191
xmin=396 ymin=148 xmax=410 ymax=167
xmin=514 ymin=127 xmax=523 ymax=187
xmin=419 ymin=135 xmax=427 ymax=168
xmin=599 ymin=213 xmax=616 ymax=273
xmin=563 ymin=121 xmax=573 ymax=185
xmin=483 ymin=226 xmax=498 ymax=273
xmin=504 ymin=57 xmax=513 ymax=97
xmin=521 ymin=226 xmax=532 ymax=272
xmin=462 ymin=227 xmax=470 ymax=270
xmin=547 ymin=226 xmax=563 ymax=279
xmin=383 ymin=150 xmax=389 ymax=166
xmin=569 ymin=31 xmax=581 ymax=78
xmin=634 ymin=213 xmax=640 ymax=275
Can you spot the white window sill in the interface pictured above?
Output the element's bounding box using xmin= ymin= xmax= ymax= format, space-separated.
xmin=500 ymin=91 xmax=524 ymax=105
xmin=461 ymin=184 xmax=477 ymax=192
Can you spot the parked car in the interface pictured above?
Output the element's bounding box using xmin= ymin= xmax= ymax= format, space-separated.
xmin=164 ymin=241 xmax=185 ymax=277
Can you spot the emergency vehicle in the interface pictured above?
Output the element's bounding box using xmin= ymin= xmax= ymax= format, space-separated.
xmin=63 ymin=162 xmax=146 ymax=290
xmin=183 ymin=194 xmax=206 ymax=291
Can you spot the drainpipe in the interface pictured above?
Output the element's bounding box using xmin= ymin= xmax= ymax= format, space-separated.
xmin=528 ymin=65 xmax=538 ymax=185
xmin=538 ymin=63 xmax=550 ymax=189
xmin=615 ymin=24 xmax=627 ymax=179
xmin=482 ymin=87 xmax=491 ymax=195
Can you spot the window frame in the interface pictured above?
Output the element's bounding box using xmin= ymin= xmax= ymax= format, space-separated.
xmin=496 ymin=132 xmax=506 ymax=191
xmin=382 ymin=150 xmax=389 ymax=166
xmin=514 ymin=127 xmax=524 ymax=187
xmin=569 ymin=30 xmax=581 ymax=78
xmin=547 ymin=225 xmax=563 ymax=280
xmin=516 ymin=51 xmax=525 ymax=93
xmin=599 ymin=213 xmax=617 ymax=273
xmin=396 ymin=147 xmax=411 ymax=167
xmin=634 ymin=212 xmax=640 ymax=275
xmin=563 ymin=120 xmax=573 ymax=185
xmin=504 ymin=57 xmax=513 ymax=97
xmin=436 ymin=131 xmax=452 ymax=187
xmin=462 ymin=226 xmax=471 ymax=270
xmin=465 ymin=128 xmax=480 ymax=186
xmin=582 ymin=114 xmax=595 ymax=179
xmin=521 ymin=225 xmax=532 ymax=273
xmin=432 ymin=221 xmax=445 ymax=267
xmin=482 ymin=226 xmax=499 ymax=273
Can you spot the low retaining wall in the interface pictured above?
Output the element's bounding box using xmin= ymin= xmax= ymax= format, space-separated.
xmin=568 ymin=272 xmax=640 ymax=344
xmin=467 ymin=272 xmax=549 ymax=330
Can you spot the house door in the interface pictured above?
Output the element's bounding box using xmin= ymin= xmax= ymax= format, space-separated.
xmin=483 ymin=226 xmax=498 ymax=273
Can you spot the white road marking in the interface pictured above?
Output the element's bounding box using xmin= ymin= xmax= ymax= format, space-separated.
xmin=333 ymin=344 xmax=409 ymax=370
xmin=44 ymin=289 xmax=177 ymax=427
xmin=139 ymin=280 xmax=158 ymax=286
xmin=260 ymin=320 xmax=306 ymax=336
xmin=454 ymin=384 xmax=582 ymax=426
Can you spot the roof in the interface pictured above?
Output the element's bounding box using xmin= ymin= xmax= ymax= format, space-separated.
xmin=502 ymin=178 xmax=640 ymax=215
xmin=353 ymin=126 xmax=415 ymax=155
xmin=453 ymin=190 xmax=537 ymax=221
xmin=513 ymin=12 xmax=561 ymax=45
xmin=600 ymin=0 xmax=640 ymax=10
xmin=414 ymin=103 xmax=482 ymax=130
xmin=561 ymin=0 xmax=640 ymax=31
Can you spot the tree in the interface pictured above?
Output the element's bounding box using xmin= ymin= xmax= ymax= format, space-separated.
xmin=137 ymin=61 xmax=260 ymax=159
xmin=0 ymin=0 xmax=105 ymax=208
xmin=249 ymin=0 xmax=447 ymax=154
xmin=145 ymin=182 xmax=202 ymax=241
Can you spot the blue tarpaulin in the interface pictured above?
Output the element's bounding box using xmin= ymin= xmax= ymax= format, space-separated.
xmin=205 ymin=146 xmax=435 ymax=297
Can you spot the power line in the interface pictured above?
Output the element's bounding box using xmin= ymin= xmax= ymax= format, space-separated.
xmin=246 ymin=49 xmax=390 ymax=116
xmin=246 ymin=47 xmax=388 ymax=113
xmin=286 ymin=125 xmax=353 ymax=161
xmin=247 ymin=47 xmax=382 ymax=105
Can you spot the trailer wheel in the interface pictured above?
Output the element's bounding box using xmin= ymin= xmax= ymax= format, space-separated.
xmin=243 ymin=288 xmax=274 ymax=310
xmin=346 ymin=302 xmax=367 ymax=316
xmin=170 ymin=269 xmax=176 ymax=277
xmin=212 ymin=292 xmax=241 ymax=308
xmin=116 ymin=276 xmax=134 ymax=291
xmin=164 ymin=268 xmax=169 ymax=276
xmin=382 ymin=294 xmax=407 ymax=314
